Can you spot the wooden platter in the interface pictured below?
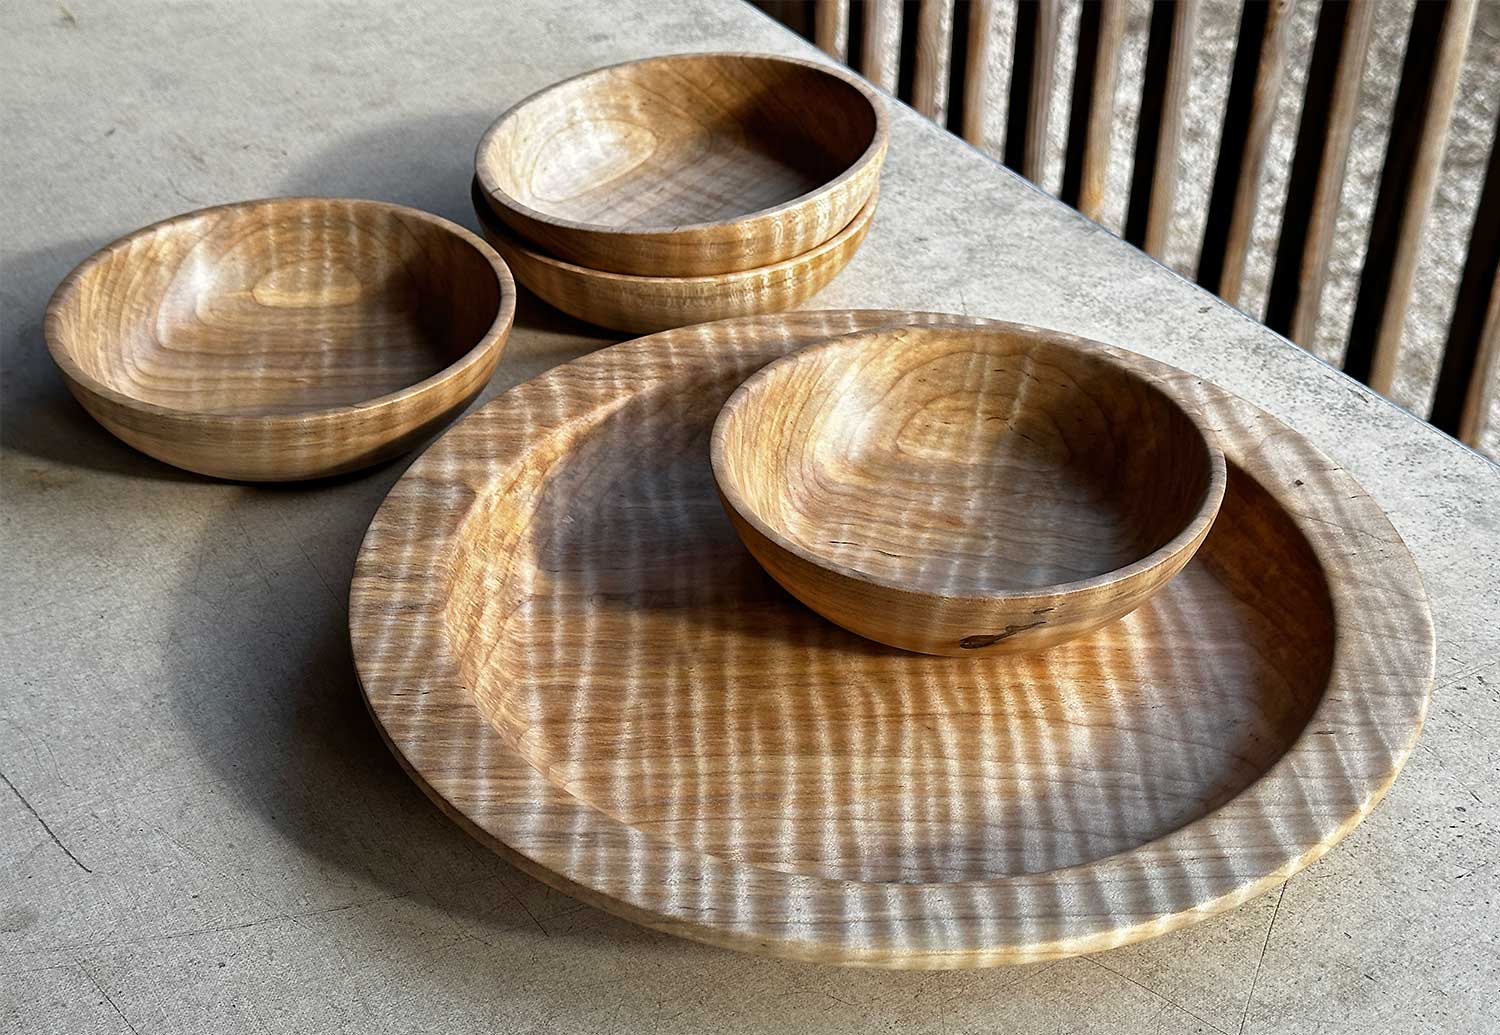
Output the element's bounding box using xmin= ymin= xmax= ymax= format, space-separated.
xmin=350 ymin=310 xmax=1434 ymax=968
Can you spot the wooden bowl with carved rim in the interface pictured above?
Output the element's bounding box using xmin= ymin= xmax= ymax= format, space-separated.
xmin=711 ymin=324 xmax=1228 ymax=655
xmin=475 ymin=51 xmax=887 ymax=277
xmin=471 ymin=178 xmax=874 ymax=335
xmin=44 ymin=197 xmax=516 ymax=481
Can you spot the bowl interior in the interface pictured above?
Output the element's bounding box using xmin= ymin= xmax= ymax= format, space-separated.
xmin=480 ymin=55 xmax=879 ymax=229
xmin=717 ymin=326 xmax=1218 ymax=596
xmin=50 ymin=199 xmax=504 ymax=416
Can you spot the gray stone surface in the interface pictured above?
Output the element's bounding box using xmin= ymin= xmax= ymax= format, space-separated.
xmin=2 ymin=2 xmax=1496 ymax=1033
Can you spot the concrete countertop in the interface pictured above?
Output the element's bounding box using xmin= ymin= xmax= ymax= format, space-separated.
xmin=2 ymin=2 xmax=1495 ymax=1032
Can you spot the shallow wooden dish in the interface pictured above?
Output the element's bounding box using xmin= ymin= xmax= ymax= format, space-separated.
xmin=45 ymin=197 xmax=516 ymax=481
xmin=475 ymin=52 xmax=886 ymax=276
xmin=350 ymin=311 xmax=1434 ymax=968
xmin=471 ymin=179 xmax=874 ymax=334
xmin=712 ymin=325 xmax=1227 ymax=656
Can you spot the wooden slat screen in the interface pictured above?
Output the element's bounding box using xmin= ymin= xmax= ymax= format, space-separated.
xmin=756 ymin=0 xmax=1499 ymax=450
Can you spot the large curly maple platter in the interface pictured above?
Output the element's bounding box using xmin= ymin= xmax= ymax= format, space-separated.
xmin=349 ymin=310 xmax=1434 ymax=968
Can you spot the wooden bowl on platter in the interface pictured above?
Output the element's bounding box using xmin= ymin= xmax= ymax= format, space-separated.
xmin=45 ymin=197 xmax=516 ymax=481
xmin=471 ymin=178 xmax=874 ymax=335
xmin=711 ymin=324 xmax=1228 ymax=656
xmin=475 ymin=52 xmax=886 ymax=276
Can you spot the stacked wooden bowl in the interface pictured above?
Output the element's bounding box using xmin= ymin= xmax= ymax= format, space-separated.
xmin=473 ymin=52 xmax=887 ymax=334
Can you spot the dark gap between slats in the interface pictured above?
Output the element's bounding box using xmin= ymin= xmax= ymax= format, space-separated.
xmin=1006 ymin=1 xmax=1040 ymax=173
xmin=1343 ymin=0 xmax=1449 ymax=384
xmin=1060 ymin=0 xmax=1105 ymax=208
xmin=896 ymin=0 xmax=921 ymax=105
xmin=1198 ymin=0 xmax=1271 ymax=297
xmin=1430 ymin=108 xmax=1500 ymax=437
xmin=1124 ymin=0 xmax=1177 ymax=248
xmin=848 ymin=0 xmax=867 ymax=73
xmin=1264 ymin=0 xmax=1351 ymax=337
xmin=948 ymin=0 xmax=974 ymax=136
xmin=763 ymin=1 xmax=813 ymax=41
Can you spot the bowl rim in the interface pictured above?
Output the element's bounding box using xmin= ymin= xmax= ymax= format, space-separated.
xmin=43 ymin=196 xmax=518 ymax=426
xmin=470 ymin=176 xmax=879 ymax=285
xmin=709 ymin=323 xmax=1231 ymax=604
xmin=473 ymin=51 xmax=889 ymax=240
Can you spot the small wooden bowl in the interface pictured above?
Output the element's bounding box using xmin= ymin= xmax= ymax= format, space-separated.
xmin=471 ymin=179 xmax=875 ymax=335
xmin=475 ymin=52 xmax=887 ymax=277
xmin=45 ymin=197 xmax=516 ymax=481
xmin=711 ymin=324 xmax=1228 ymax=656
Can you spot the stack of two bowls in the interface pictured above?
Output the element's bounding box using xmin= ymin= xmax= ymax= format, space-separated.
xmin=471 ymin=53 xmax=888 ymax=334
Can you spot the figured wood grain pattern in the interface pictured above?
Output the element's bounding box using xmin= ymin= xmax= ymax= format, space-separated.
xmin=711 ymin=324 xmax=1226 ymax=656
xmin=1344 ymin=0 xmax=1476 ymax=393
xmin=350 ymin=309 xmax=1435 ymax=968
xmin=912 ymin=0 xmax=955 ymax=123
xmin=43 ymin=197 xmax=515 ymax=481
xmin=475 ymin=52 xmax=886 ymax=277
xmin=815 ymin=0 xmax=850 ymax=60
xmin=862 ymin=0 xmax=904 ymax=92
xmin=473 ymin=180 xmax=875 ymax=334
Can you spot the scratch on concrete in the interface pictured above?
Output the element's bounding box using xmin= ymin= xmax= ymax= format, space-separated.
xmin=496 ymin=881 xmax=549 ymax=938
xmin=0 ymin=769 xmax=92 ymax=874
xmin=1238 ymin=882 xmax=1287 ymax=1035
xmin=1086 ymin=956 xmax=1233 ymax=1035
xmin=296 ymin=539 xmax=346 ymax=614
xmin=80 ymin=964 xmax=142 ymax=1035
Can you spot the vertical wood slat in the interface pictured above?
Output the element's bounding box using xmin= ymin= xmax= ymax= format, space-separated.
xmin=862 ymin=0 xmax=904 ymax=92
xmin=1125 ymin=0 xmax=1200 ymax=258
xmin=1198 ymin=0 xmax=1294 ymax=305
xmin=1343 ymin=0 xmax=1477 ymax=393
xmin=1264 ymin=0 xmax=1375 ymax=346
xmin=1430 ymin=109 xmax=1500 ymax=446
xmin=815 ymin=0 xmax=851 ymax=61
xmin=961 ymin=0 xmax=1000 ymax=147
xmin=912 ymin=0 xmax=957 ymax=123
xmin=1023 ymin=0 xmax=1062 ymax=185
xmin=1080 ymin=1 xmax=1128 ymax=219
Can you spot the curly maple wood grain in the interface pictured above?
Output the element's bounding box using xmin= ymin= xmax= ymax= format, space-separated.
xmin=44 ymin=197 xmax=516 ymax=481
xmin=349 ymin=310 xmax=1434 ymax=968
xmin=475 ymin=52 xmax=886 ymax=277
xmin=471 ymin=179 xmax=874 ymax=334
xmin=711 ymin=324 xmax=1226 ymax=656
